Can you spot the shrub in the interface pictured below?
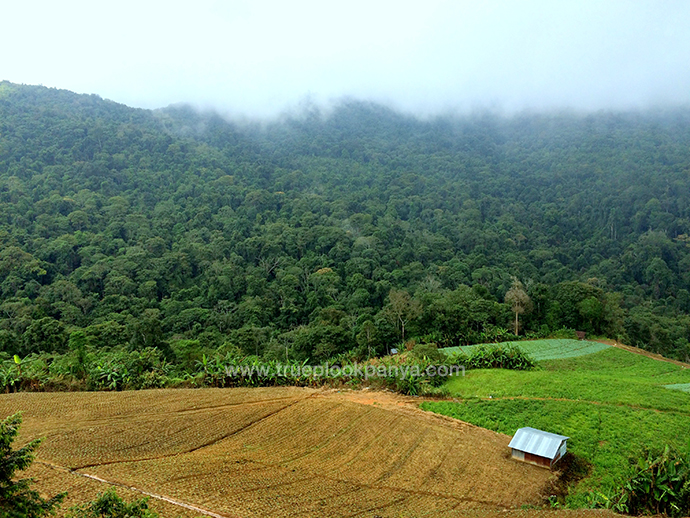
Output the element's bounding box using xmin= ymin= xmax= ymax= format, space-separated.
xmin=362 ymin=352 xmax=456 ymax=395
xmin=67 ymin=489 xmax=158 ymax=518
xmin=89 ymin=348 xmax=170 ymax=390
xmin=410 ymin=342 xmax=446 ymax=362
xmin=550 ymin=328 xmax=579 ymax=340
xmin=451 ymin=344 xmax=535 ymax=370
xmin=613 ymin=446 xmax=690 ymax=517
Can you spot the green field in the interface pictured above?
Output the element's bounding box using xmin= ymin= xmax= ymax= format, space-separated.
xmin=422 ymin=345 xmax=690 ymax=507
xmin=442 ymin=339 xmax=611 ymax=361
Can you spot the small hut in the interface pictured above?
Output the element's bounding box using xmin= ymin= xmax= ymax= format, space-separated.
xmin=508 ymin=427 xmax=568 ymax=468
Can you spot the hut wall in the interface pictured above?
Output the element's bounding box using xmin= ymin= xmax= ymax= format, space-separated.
xmin=523 ymin=451 xmax=552 ymax=468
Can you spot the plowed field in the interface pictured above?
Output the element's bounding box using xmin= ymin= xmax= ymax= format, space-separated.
xmin=1 ymin=388 xmax=610 ymax=517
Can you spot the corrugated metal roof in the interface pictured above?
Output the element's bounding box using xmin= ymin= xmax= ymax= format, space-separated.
xmin=508 ymin=427 xmax=569 ymax=460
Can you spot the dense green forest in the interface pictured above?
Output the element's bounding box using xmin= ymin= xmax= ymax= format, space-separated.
xmin=1 ymin=81 xmax=690 ymax=364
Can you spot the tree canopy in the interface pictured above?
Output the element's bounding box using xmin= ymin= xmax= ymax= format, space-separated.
xmin=1 ymin=81 xmax=690 ymax=361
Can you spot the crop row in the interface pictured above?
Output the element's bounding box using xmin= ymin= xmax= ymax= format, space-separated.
xmin=443 ymin=339 xmax=610 ymax=361
xmin=6 ymin=388 xmax=554 ymax=515
xmin=665 ymin=382 xmax=690 ymax=393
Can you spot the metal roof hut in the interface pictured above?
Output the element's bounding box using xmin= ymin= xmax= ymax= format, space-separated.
xmin=508 ymin=427 xmax=569 ymax=468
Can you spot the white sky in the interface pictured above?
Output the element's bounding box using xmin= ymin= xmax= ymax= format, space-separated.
xmin=2 ymin=0 xmax=690 ymax=117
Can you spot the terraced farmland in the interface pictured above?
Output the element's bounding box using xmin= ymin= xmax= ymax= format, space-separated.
xmin=5 ymin=387 xmax=560 ymax=517
xmin=442 ymin=339 xmax=610 ymax=361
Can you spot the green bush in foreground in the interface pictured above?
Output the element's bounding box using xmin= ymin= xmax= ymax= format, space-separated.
xmin=614 ymin=446 xmax=690 ymax=517
xmin=67 ymin=490 xmax=159 ymax=518
xmin=0 ymin=413 xmax=64 ymax=518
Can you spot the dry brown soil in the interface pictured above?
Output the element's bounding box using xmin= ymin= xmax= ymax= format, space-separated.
xmin=2 ymin=387 xmax=619 ymax=517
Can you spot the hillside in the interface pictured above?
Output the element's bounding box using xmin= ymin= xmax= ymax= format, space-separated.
xmin=1 ymin=81 xmax=690 ymax=363
xmin=7 ymin=387 xmax=557 ymax=517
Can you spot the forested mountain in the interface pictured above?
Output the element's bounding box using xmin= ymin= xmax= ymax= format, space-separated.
xmin=1 ymin=81 xmax=690 ymax=361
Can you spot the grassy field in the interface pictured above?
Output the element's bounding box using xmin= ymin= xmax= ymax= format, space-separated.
xmin=4 ymin=387 xmax=558 ymax=517
xmin=422 ymin=344 xmax=690 ymax=507
xmin=442 ymin=339 xmax=611 ymax=361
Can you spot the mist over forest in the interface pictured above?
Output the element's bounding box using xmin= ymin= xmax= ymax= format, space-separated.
xmin=2 ymin=81 xmax=690 ymax=364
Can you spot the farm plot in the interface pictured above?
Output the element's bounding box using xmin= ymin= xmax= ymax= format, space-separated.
xmin=443 ymin=339 xmax=610 ymax=361
xmin=433 ymin=345 xmax=690 ymax=507
xmin=3 ymin=387 xmax=557 ymax=517
xmin=1 ymin=387 xmax=311 ymax=468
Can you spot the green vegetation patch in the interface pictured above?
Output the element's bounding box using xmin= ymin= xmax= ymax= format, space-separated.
xmin=0 ymin=81 xmax=14 ymax=99
xmin=424 ymin=346 xmax=690 ymax=507
xmin=446 ymin=347 xmax=690 ymax=412
xmin=420 ymin=398 xmax=689 ymax=507
xmin=443 ymin=339 xmax=611 ymax=361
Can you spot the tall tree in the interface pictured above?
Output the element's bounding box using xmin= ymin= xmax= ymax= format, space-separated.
xmin=386 ymin=289 xmax=422 ymax=343
xmin=504 ymin=279 xmax=531 ymax=336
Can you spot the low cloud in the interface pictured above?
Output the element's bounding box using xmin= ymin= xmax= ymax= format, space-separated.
xmin=2 ymin=0 xmax=690 ymax=118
